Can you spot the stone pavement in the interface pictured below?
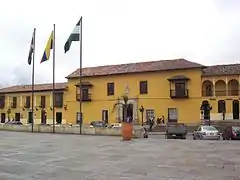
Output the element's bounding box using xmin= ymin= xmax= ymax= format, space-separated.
xmin=0 ymin=131 xmax=240 ymax=180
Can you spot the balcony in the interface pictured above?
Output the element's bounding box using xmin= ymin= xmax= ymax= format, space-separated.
xmin=202 ymin=90 xmax=213 ymax=97
xmin=76 ymin=94 xmax=92 ymax=102
xmin=228 ymin=90 xmax=239 ymax=96
xmin=170 ymin=89 xmax=189 ymax=98
xmin=202 ymin=90 xmax=239 ymax=97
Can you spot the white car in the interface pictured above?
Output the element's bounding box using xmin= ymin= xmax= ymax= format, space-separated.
xmin=109 ymin=123 xmax=122 ymax=128
xmin=193 ymin=125 xmax=220 ymax=140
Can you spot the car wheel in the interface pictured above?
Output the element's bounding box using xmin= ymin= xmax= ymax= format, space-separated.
xmin=193 ymin=135 xmax=196 ymax=140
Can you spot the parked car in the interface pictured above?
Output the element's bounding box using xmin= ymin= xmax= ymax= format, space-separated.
xmin=5 ymin=121 xmax=23 ymax=125
xmin=89 ymin=121 xmax=108 ymax=128
xmin=109 ymin=123 xmax=122 ymax=128
xmin=222 ymin=126 xmax=240 ymax=140
xmin=165 ymin=123 xmax=187 ymax=139
xmin=193 ymin=125 xmax=220 ymax=140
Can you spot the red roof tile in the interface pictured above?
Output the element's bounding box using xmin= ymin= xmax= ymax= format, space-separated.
xmin=203 ymin=64 xmax=240 ymax=76
xmin=66 ymin=59 xmax=204 ymax=78
xmin=0 ymin=82 xmax=67 ymax=94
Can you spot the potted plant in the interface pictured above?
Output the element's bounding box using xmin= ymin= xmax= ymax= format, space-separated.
xmin=112 ymin=95 xmax=133 ymax=140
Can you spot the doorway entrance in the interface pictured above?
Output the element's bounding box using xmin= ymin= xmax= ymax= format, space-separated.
xmin=168 ymin=108 xmax=178 ymax=122
xmin=28 ymin=112 xmax=33 ymax=124
xmin=56 ymin=112 xmax=62 ymax=124
xmin=201 ymin=100 xmax=211 ymax=120
xmin=1 ymin=113 xmax=5 ymax=123
xmin=122 ymin=104 xmax=133 ymax=121
xmin=15 ymin=113 xmax=20 ymax=122
xmin=232 ymin=100 xmax=239 ymax=119
xmin=41 ymin=110 xmax=47 ymax=124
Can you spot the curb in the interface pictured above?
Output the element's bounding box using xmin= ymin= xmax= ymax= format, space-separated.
xmin=149 ymin=133 xmax=193 ymax=135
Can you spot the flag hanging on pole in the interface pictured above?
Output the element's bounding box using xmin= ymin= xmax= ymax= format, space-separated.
xmin=28 ymin=32 xmax=35 ymax=65
xmin=41 ymin=31 xmax=54 ymax=63
xmin=64 ymin=17 xmax=82 ymax=53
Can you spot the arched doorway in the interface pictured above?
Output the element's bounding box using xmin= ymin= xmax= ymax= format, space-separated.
xmin=215 ymin=80 xmax=226 ymax=96
xmin=228 ymin=79 xmax=239 ymax=96
xmin=122 ymin=104 xmax=133 ymax=120
xmin=201 ymin=100 xmax=211 ymax=120
xmin=41 ymin=109 xmax=47 ymax=124
xmin=232 ymin=100 xmax=239 ymax=119
xmin=202 ymin=80 xmax=213 ymax=97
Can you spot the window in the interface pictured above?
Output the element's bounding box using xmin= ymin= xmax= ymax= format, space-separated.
xmin=107 ymin=82 xmax=114 ymax=96
xmin=140 ymin=81 xmax=148 ymax=94
xmin=102 ymin=110 xmax=109 ymax=123
xmin=55 ymin=93 xmax=63 ymax=108
xmin=0 ymin=96 xmax=5 ymax=109
xmin=218 ymin=100 xmax=226 ymax=113
xmin=146 ymin=109 xmax=155 ymax=120
xmin=82 ymin=89 xmax=89 ymax=100
xmin=168 ymin=108 xmax=178 ymax=122
xmin=170 ymin=82 xmax=188 ymax=98
xmin=175 ymin=82 xmax=185 ymax=90
xmin=40 ymin=96 xmax=46 ymax=108
xmin=12 ymin=97 xmax=17 ymax=108
xmin=25 ymin=96 xmax=30 ymax=108
xmin=76 ymin=87 xmax=91 ymax=101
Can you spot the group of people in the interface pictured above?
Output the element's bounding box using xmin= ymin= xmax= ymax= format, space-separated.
xmin=146 ymin=116 xmax=165 ymax=132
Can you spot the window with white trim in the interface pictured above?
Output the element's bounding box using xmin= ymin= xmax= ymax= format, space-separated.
xmin=146 ymin=109 xmax=155 ymax=120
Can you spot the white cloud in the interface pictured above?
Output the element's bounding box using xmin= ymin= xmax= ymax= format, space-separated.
xmin=0 ymin=0 xmax=240 ymax=85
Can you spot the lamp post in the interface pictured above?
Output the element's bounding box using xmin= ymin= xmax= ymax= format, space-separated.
xmin=208 ymin=105 xmax=212 ymax=126
xmin=139 ymin=105 xmax=144 ymax=126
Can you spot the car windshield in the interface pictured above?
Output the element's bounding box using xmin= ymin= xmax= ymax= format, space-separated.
xmin=232 ymin=126 xmax=240 ymax=132
xmin=202 ymin=126 xmax=217 ymax=131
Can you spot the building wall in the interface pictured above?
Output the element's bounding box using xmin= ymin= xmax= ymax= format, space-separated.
xmin=201 ymin=75 xmax=240 ymax=120
xmin=65 ymin=68 xmax=203 ymax=125
xmin=0 ymin=91 xmax=66 ymax=124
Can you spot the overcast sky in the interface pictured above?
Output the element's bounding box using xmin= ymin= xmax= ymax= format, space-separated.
xmin=0 ymin=0 xmax=240 ymax=86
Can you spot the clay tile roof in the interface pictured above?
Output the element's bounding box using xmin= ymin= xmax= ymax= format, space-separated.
xmin=203 ymin=64 xmax=240 ymax=76
xmin=66 ymin=59 xmax=204 ymax=78
xmin=167 ymin=75 xmax=190 ymax=81
xmin=0 ymin=82 xmax=67 ymax=94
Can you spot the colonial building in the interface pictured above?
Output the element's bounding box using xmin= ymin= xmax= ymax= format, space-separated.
xmin=0 ymin=59 xmax=240 ymax=125
xmin=0 ymin=83 xmax=67 ymax=124
xmin=65 ymin=58 xmax=204 ymax=125
xmin=201 ymin=64 xmax=240 ymax=121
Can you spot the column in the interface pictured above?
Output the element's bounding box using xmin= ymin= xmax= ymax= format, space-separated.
xmin=212 ymin=77 xmax=215 ymax=96
xmin=20 ymin=96 xmax=22 ymax=107
xmin=225 ymin=76 xmax=228 ymax=96
xmin=34 ymin=96 xmax=36 ymax=107
xmin=50 ymin=95 xmax=52 ymax=107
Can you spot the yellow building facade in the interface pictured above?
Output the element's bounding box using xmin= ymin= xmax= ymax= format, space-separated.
xmin=0 ymin=83 xmax=67 ymax=124
xmin=0 ymin=59 xmax=239 ymax=125
xmin=201 ymin=64 xmax=240 ymax=121
xmin=65 ymin=59 xmax=204 ymax=125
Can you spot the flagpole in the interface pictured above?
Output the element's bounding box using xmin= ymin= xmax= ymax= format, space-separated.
xmin=52 ymin=24 xmax=56 ymax=133
xmin=31 ymin=28 xmax=36 ymax=133
xmin=79 ymin=16 xmax=83 ymax=134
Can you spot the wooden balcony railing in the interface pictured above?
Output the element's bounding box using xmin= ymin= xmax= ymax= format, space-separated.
xmin=170 ymin=89 xmax=189 ymax=98
xmin=202 ymin=90 xmax=239 ymax=97
xmin=76 ymin=94 xmax=92 ymax=101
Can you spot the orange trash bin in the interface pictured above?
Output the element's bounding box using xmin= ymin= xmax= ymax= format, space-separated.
xmin=121 ymin=122 xmax=133 ymax=140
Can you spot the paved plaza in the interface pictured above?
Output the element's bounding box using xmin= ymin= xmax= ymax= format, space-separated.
xmin=0 ymin=131 xmax=240 ymax=180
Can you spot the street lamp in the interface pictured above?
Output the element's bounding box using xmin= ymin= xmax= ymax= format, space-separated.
xmin=139 ymin=105 xmax=144 ymax=126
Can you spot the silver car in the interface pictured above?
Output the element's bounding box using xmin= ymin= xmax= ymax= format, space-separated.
xmin=193 ymin=125 xmax=220 ymax=140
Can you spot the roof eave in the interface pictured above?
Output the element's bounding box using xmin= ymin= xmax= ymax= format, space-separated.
xmin=66 ymin=65 xmax=204 ymax=79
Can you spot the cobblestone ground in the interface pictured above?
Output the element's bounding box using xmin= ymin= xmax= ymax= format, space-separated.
xmin=0 ymin=131 xmax=240 ymax=180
